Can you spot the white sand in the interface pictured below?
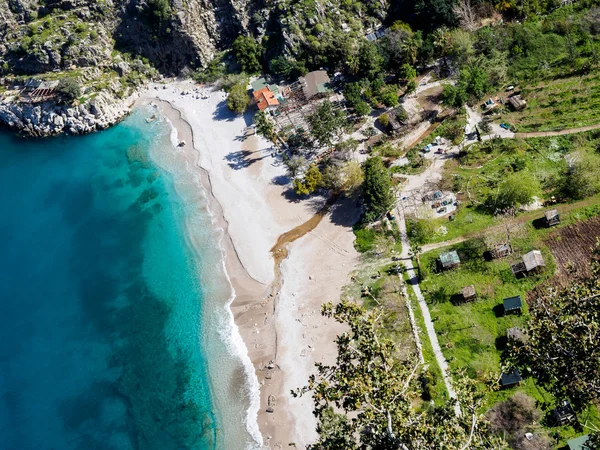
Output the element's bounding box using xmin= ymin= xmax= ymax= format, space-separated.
xmin=138 ymin=80 xmax=360 ymax=449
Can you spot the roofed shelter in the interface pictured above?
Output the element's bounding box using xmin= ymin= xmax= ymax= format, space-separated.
xmin=461 ymin=285 xmax=477 ymax=302
xmin=508 ymin=94 xmax=527 ymax=111
xmin=511 ymin=250 xmax=545 ymax=276
xmin=300 ymin=71 xmax=331 ymax=100
xmin=439 ymin=250 xmax=460 ymax=270
xmin=500 ymin=369 xmax=522 ymax=388
xmin=544 ymin=209 xmax=560 ymax=227
xmin=503 ymin=296 xmax=522 ymax=315
xmin=553 ymin=401 xmax=576 ymax=425
xmin=253 ymin=87 xmax=280 ymax=112
xmin=491 ymin=242 xmax=511 ymax=259
xmin=568 ymin=435 xmax=590 ymax=450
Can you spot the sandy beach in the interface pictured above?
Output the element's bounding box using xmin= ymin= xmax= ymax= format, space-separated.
xmin=138 ymin=80 xmax=360 ymax=449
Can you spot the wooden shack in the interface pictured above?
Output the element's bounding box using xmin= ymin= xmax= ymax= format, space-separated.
xmin=544 ymin=209 xmax=560 ymax=227
xmin=503 ymin=296 xmax=523 ymax=315
xmin=511 ymin=250 xmax=545 ymax=276
xmin=500 ymin=369 xmax=522 ymax=388
xmin=491 ymin=242 xmax=512 ymax=259
xmin=461 ymin=285 xmax=477 ymax=302
xmin=553 ymin=401 xmax=576 ymax=425
xmin=439 ymin=250 xmax=460 ymax=271
xmin=508 ymin=94 xmax=527 ymax=111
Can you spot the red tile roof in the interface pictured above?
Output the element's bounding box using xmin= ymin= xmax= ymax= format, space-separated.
xmin=253 ymin=87 xmax=279 ymax=111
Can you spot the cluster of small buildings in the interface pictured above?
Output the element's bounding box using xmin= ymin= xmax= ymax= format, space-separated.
xmin=250 ymin=70 xmax=332 ymax=114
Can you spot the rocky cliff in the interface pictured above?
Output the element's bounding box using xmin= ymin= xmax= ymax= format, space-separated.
xmin=0 ymin=0 xmax=260 ymax=135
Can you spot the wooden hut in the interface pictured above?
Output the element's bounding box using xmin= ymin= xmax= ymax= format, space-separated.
xmin=553 ymin=401 xmax=576 ymax=425
xmin=544 ymin=209 xmax=560 ymax=227
xmin=500 ymin=369 xmax=522 ymax=388
xmin=439 ymin=250 xmax=460 ymax=271
xmin=491 ymin=242 xmax=512 ymax=259
xmin=461 ymin=285 xmax=477 ymax=302
xmin=503 ymin=296 xmax=523 ymax=315
xmin=511 ymin=250 xmax=545 ymax=276
xmin=508 ymin=94 xmax=527 ymax=111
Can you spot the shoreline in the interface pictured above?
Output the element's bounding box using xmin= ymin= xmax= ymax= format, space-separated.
xmin=143 ymin=98 xmax=269 ymax=448
xmin=137 ymin=81 xmax=360 ymax=449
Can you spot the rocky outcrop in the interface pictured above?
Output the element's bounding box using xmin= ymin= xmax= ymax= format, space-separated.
xmin=0 ymin=91 xmax=132 ymax=136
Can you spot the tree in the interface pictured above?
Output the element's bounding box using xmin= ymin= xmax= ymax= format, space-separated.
xmin=354 ymin=101 xmax=371 ymax=117
xmin=308 ymin=101 xmax=346 ymax=147
xmin=254 ymin=111 xmax=276 ymax=142
xmin=357 ymin=41 xmax=384 ymax=80
xmin=269 ymin=56 xmax=295 ymax=77
xmin=285 ymin=154 xmax=306 ymax=178
xmin=507 ymin=245 xmax=600 ymax=408
xmin=379 ymin=85 xmax=399 ymax=107
xmin=147 ymin=0 xmax=171 ymax=23
xmin=232 ymin=36 xmax=262 ymax=74
xmin=487 ymin=171 xmax=539 ymax=212
xmin=453 ymin=0 xmax=478 ymax=32
xmin=57 ymin=78 xmax=81 ymax=104
xmin=363 ymin=157 xmax=394 ymax=221
xmin=398 ymin=63 xmax=417 ymax=84
xmin=441 ymin=84 xmax=468 ymax=108
xmin=294 ymin=164 xmax=323 ymax=195
xmin=227 ymin=82 xmax=249 ymax=114
xmin=295 ymin=300 xmax=504 ymax=449
xmin=378 ymin=113 xmax=389 ymax=128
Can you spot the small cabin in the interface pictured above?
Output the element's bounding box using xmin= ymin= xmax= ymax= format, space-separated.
xmin=439 ymin=250 xmax=460 ymax=271
xmin=503 ymin=295 xmax=523 ymax=315
xmin=461 ymin=285 xmax=477 ymax=302
xmin=511 ymin=250 xmax=545 ymax=276
xmin=508 ymin=94 xmax=527 ymax=111
xmin=500 ymin=369 xmax=522 ymax=388
xmin=553 ymin=401 xmax=576 ymax=425
xmin=567 ymin=435 xmax=590 ymax=450
xmin=544 ymin=209 xmax=560 ymax=227
xmin=491 ymin=242 xmax=512 ymax=259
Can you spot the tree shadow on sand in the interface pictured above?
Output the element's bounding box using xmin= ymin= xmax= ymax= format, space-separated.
xmin=224 ymin=150 xmax=269 ymax=170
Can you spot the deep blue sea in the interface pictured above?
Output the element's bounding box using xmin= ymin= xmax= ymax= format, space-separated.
xmin=0 ymin=109 xmax=257 ymax=450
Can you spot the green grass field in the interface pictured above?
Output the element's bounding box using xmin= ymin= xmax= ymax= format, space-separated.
xmin=500 ymin=72 xmax=600 ymax=132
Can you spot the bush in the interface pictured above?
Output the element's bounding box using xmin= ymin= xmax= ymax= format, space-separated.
xmin=378 ymin=113 xmax=389 ymax=127
xmin=353 ymin=225 xmax=377 ymax=252
xmin=232 ymin=36 xmax=262 ymax=74
xmin=57 ymin=78 xmax=81 ymax=104
xmin=226 ymin=82 xmax=249 ymax=113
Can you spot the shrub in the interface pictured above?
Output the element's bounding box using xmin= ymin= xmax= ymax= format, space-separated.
xmin=226 ymin=82 xmax=249 ymax=113
xmin=57 ymin=78 xmax=82 ymax=104
xmin=378 ymin=113 xmax=389 ymax=127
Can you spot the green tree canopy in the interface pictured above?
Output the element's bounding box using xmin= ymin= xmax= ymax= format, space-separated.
xmin=295 ymin=300 xmax=503 ymax=449
xmin=57 ymin=78 xmax=81 ymax=104
xmin=357 ymin=41 xmax=384 ymax=80
xmin=507 ymin=245 xmax=600 ymax=408
xmin=308 ymin=101 xmax=346 ymax=147
xmin=487 ymin=171 xmax=540 ymax=212
xmin=227 ymin=82 xmax=249 ymax=114
xmin=254 ymin=111 xmax=275 ymax=142
xmin=232 ymin=36 xmax=262 ymax=74
xmin=363 ymin=156 xmax=394 ymax=221
xmin=294 ymin=164 xmax=323 ymax=195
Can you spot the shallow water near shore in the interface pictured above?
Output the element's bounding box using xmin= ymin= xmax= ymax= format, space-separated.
xmin=0 ymin=109 xmax=258 ymax=449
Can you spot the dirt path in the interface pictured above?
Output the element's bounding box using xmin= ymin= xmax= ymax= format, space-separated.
xmin=515 ymin=122 xmax=600 ymax=138
xmin=396 ymin=204 xmax=460 ymax=415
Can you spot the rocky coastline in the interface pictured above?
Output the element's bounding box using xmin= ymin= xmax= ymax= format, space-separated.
xmin=0 ymin=90 xmax=133 ymax=137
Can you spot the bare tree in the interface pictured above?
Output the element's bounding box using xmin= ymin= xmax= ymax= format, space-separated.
xmin=453 ymin=0 xmax=478 ymax=32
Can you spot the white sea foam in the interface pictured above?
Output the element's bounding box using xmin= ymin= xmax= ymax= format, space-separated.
xmin=158 ymin=110 xmax=264 ymax=449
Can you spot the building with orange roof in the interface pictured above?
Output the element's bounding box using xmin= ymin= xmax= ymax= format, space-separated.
xmin=253 ymin=86 xmax=280 ymax=111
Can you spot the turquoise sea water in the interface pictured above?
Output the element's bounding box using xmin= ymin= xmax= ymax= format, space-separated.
xmin=0 ymin=110 xmax=256 ymax=450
